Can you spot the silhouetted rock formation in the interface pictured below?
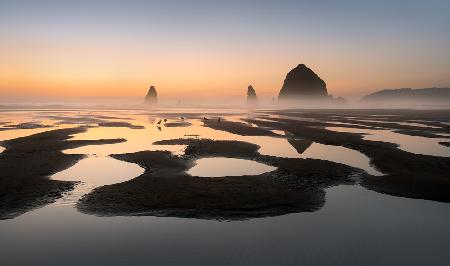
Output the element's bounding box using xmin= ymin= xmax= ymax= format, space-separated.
xmin=279 ymin=64 xmax=328 ymax=100
xmin=247 ymin=85 xmax=257 ymax=104
xmin=144 ymin=86 xmax=158 ymax=104
xmin=362 ymin=87 xmax=450 ymax=105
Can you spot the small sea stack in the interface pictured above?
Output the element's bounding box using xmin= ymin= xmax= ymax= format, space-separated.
xmin=247 ymin=85 xmax=258 ymax=105
xmin=144 ymin=85 xmax=158 ymax=104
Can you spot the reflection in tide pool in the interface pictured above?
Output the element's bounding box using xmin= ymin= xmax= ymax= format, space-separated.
xmin=327 ymin=127 xmax=450 ymax=157
xmin=243 ymin=136 xmax=381 ymax=176
xmin=188 ymin=157 xmax=276 ymax=177
xmin=0 ymin=145 xmax=4 ymax=153
xmin=301 ymin=142 xmax=382 ymax=176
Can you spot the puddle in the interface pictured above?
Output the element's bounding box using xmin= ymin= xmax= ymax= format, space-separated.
xmin=51 ymin=156 xmax=145 ymax=205
xmin=187 ymin=157 xmax=276 ymax=177
xmin=300 ymin=142 xmax=382 ymax=176
xmin=327 ymin=127 xmax=450 ymax=157
xmin=52 ymin=156 xmax=144 ymax=186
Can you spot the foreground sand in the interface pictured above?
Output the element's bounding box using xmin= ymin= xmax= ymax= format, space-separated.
xmin=1 ymin=109 xmax=449 ymax=220
xmin=0 ymin=127 xmax=125 ymax=219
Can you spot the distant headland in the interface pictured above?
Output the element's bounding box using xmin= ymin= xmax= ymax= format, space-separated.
xmin=362 ymin=87 xmax=450 ymax=105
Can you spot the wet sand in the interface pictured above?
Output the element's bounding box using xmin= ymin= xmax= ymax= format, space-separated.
xmin=0 ymin=127 xmax=125 ymax=219
xmin=97 ymin=121 xmax=145 ymax=129
xmin=209 ymin=113 xmax=450 ymax=202
xmin=203 ymin=119 xmax=277 ymax=136
xmin=164 ymin=121 xmax=192 ymax=127
xmin=77 ymin=138 xmax=360 ymax=220
xmin=1 ymin=109 xmax=449 ymax=220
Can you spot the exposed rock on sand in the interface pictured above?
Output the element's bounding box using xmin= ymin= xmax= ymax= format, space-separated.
xmin=144 ymin=85 xmax=158 ymax=104
xmin=164 ymin=121 xmax=192 ymax=127
xmin=0 ymin=127 xmax=126 ymax=220
xmin=98 ymin=121 xmax=145 ymax=129
xmin=5 ymin=122 xmax=52 ymax=129
xmin=278 ymin=64 xmax=328 ymax=100
xmin=202 ymin=119 xmax=276 ymax=136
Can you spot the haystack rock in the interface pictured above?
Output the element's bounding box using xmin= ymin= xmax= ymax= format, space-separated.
xmin=145 ymin=85 xmax=158 ymax=104
xmin=278 ymin=64 xmax=328 ymax=100
xmin=247 ymin=85 xmax=258 ymax=104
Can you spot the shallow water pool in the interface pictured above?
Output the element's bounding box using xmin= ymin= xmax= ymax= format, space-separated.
xmin=187 ymin=157 xmax=276 ymax=177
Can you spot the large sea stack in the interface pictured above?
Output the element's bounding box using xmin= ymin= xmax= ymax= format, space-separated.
xmin=247 ymin=85 xmax=258 ymax=104
xmin=145 ymin=85 xmax=158 ymax=104
xmin=278 ymin=64 xmax=328 ymax=101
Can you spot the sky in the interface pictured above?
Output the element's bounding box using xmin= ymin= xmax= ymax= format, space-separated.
xmin=1 ymin=0 xmax=449 ymax=101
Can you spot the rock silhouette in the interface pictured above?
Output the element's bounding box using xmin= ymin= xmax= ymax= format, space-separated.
xmin=247 ymin=85 xmax=258 ymax=104
xmin=144 ymin=86 xmax=158 ymax=104
xmin=278 ymin=64 xmax=328 ymax=100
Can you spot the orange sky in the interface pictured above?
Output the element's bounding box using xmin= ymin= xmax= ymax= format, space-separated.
xmin=2 ymin=36 xmax=449 ymax=100
xmin=1 ymin=1 xmax=449 ymax=101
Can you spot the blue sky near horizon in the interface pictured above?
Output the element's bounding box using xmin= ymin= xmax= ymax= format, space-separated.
xmin=1 ymin=0 xmax=449 ymax=99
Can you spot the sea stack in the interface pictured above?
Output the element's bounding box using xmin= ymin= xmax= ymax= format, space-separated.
xmin=145 ymin=85 xmax=158 ymax=104
xmin=247 ymin=85 xmax=258 ymax=105
xmin=278 ymin=64 xmax=328 ymax=101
